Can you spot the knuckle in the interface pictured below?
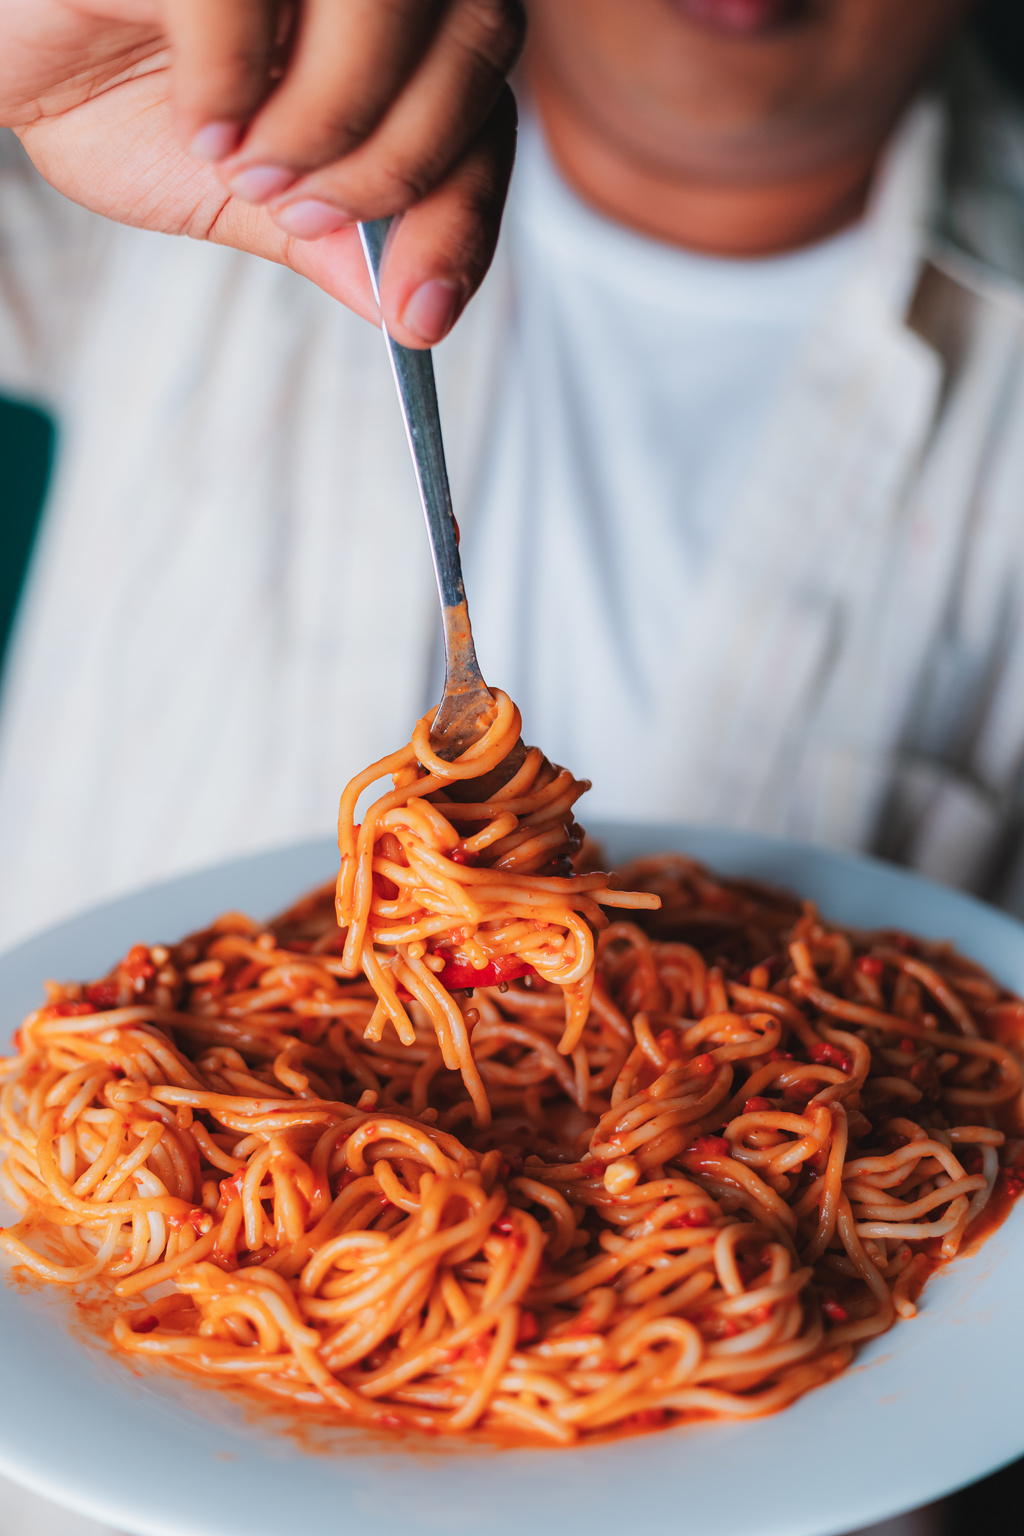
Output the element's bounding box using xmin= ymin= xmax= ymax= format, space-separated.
xmin=457 ymin=157 xmax=504 ymax=228
xmin=318 ymin=155 xmax=438 ymax=220
xmin=451 ymin=0 xmax=527 ymax=71
xmin=190 ymin=44 xmax=274 ymax=113
xmin=376 ymin=156 xmax=438 ymax=211
xmin=210 ymin=44 xmax=271 ymax=86
xmin=269 ymin=102 xmax=383 ymax=172
xmin=319 ymin=108 xmax=381 ymax=159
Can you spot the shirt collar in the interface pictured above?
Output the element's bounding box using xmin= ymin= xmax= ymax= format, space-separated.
xmin=859 ymin=95 xmax=948 ymax=322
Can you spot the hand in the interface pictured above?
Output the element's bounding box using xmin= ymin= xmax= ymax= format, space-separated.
xmin=0 ymin=0 xmax=523 ymax=345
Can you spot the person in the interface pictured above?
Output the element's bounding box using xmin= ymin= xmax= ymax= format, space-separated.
xmin=0 ymin=2 xmax=1020 ymax=1528
xmin=1 ymin=0 xmax=1022 ymax=954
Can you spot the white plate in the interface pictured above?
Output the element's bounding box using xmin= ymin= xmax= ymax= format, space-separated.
xmin=1 ymin=824 xmax=1022 ymax=1536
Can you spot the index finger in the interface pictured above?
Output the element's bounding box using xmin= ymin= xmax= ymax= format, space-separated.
xmin=165 ymin=0 xmax=283 ymax=159
xmin=235 ymin=0 xmax=450 ymax=172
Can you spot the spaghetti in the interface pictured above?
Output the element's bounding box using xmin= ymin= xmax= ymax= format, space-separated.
xmin=1 ymin=727 xmax=1023 ymax=1443
xmin=335 ymin=691 xmax=658 ymax=1126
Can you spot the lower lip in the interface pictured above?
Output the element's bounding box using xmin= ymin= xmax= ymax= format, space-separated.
xmin=667 ymin=0 xmax=802 ymax=35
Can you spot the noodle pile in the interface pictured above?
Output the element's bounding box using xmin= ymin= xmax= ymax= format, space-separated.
xmin=2 ymin=713 xmax=1024 ymax=1444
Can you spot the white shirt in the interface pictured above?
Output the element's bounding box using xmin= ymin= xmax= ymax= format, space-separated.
xmin=465 ymin=120 xmax=865 ymax=816
xmin=1 ymin=57 xmax=1024 ymax=958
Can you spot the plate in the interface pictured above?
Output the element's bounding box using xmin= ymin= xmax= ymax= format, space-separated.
xmin=1 ymin=823 xmax=1022 ymax=1536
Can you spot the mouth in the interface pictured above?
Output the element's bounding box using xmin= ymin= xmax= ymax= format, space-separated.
xmin=665 ymin=0 xmax=805 ymax=36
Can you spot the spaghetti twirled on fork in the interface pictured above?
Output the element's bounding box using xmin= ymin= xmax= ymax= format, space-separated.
xmin=335 ymin=691 xmax=658 ymax=1125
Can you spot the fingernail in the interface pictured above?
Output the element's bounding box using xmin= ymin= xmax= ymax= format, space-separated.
xmin=228 ymin=164 xmax=295 ymax=204
xmin=402 ymin=279 xmax=462 ymax=344
xmin=189 ymin=122 xmax=240 ymax=163
xmin=273 ymin=199 xmax=350 ymax=240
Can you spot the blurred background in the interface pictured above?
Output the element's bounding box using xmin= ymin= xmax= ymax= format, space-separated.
xmin=1 ymin=0 xmax=1022 ymax=690
xmin=0 ymin=1 xmax=1021 ymax=1532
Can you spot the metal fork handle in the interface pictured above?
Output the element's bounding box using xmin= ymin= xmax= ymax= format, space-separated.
xmin=357 ymin=217 xmax=487 ymax=707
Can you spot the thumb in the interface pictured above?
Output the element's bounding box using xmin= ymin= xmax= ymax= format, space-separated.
xmin=201 ymin=87 xmax=515 ymax=349
xmin=198 ymin=195 xmax=382 ymax=326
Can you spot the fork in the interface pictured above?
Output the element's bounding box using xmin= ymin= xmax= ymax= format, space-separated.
xmin=357 ymin=217 xmax=503 ymax=767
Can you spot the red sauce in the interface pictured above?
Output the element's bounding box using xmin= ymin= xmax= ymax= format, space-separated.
xmin=84 ymin=982 xmax=119 ymax=1009
xmin=808 ymin=1041 xmax=853 ymax=1073
xmin=218 ymin=1171 xmax=245 ymax=1204
xmin=0 ymin=1257 xmax=902 ymax=1455
xmin=121 ymin=945 xmax=155 ymax=982
xmin=436 ymin=956 xmax=535 ymax=991
xmin=516 ymin=1310 xmax=539 ymax=1344
xmin=959 ymin=1166 xmax=1024 ymax=1257
xmin=668 ymin=1206 xmax=714 ymax=1228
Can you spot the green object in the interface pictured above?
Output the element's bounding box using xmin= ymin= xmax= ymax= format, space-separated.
xmin=0 ymin=397 xmax=55 ymax=676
